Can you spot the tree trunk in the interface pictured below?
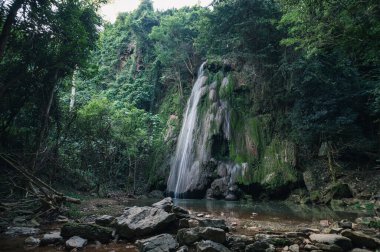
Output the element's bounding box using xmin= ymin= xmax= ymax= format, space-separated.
xmin=0 ymin=0 xmax=26 ymax=61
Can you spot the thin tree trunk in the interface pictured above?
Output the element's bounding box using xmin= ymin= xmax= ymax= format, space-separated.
xmin=0 ymin=0 xmax=26 ymax=61
xmin=133 ymin=157 xmax=137 ymax=194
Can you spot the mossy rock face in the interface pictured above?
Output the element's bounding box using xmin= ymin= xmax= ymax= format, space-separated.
xmin=61 ymin=223 xmax=113 ymax=243
xmin=322 ymin=183 xmax=353 ymax=204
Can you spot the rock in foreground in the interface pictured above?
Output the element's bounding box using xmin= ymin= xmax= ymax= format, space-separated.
xmin=177 ymin=227 xmax=226 ymax=245
xmin=115 ymin=206 xmax=176 ymax=238
xmin=65 ymin=236 xmax=87 ymax=249
xmin=136 ymin=233 xmax=178 ymax=252
xmin=196 ymin=240 xmax=231 ymax=252
xmin=309 ymin=233 xmax=352 ymax=250
xmin=61 ymin=223 xmax=113 ymax=243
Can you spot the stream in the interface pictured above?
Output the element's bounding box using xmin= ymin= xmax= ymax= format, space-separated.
xmin=0 ymin=199 xmax=374 ymax=252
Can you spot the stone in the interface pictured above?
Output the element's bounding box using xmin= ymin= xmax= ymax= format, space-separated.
xmin=309 ymin=233 xmax=352 ymax=251
xmin=350 ymin=249 xmax=373 ymax=252
xmin=173 ymin=205 xmax=190 ymax=219
xmin=226 ymin=234 xmax=254 ymax=252
xmin=289 ymin=244 xmax=299 ymax=252
xmin=245 ymin=241 xmax=274 ymax=252
xmin=304 ymin=244 xmax=319 ymax=250
xmin=115 ymin=206 xmax=176 ymax=238
xmin=338 ymin=220 xmax=352 ymax=229
xmin=314 ymin=242 xmax=343 ymax=252
xmin=217 ymin=163 xmax=228 ymax=177
xmin=5 ymin=227 xmax=40 ymax=236
xmin=320 ymin=220 xmax=331 ymax=228
xmin=24 ymin=236 xmax=40 ymax=246
xmin=95 ymin=215 xmax=114 ymax=227
xmin=196 ymin=240 xmax=231 ymax=252
xmin=40 ymin=231 xmax=63 ymax=245
xmin=177 ymin=227 xmax=226 ymax=245
xmin=189 ymin=219 xmax=200 ymax=227
xmin=198 ymin=218 xmax=228 ymax=231
xmin=209 ymin=178 xmax=228 ymax=199
xmin=136 ymin=233 xmax=178 ymax=252
xmin=225 ymin=193 xmax=238 ymax=201
xmin=255 ymin=234 xmax=292 ymax=247
xmin=341 ymin=229 xmax=380 ymax=249
xmin=179 ymin=219 xmax=190 ymax=228
xmin=152 ymin=197 xmax=173 ymax=212
xmin=177 ymin=245 xmax=189 ymax=252
xmin=65 ymin=236 xmax=87 ymax=249
xmin=56 ymin=215 xmax=69 ymax=223
xmin=61 ymin=223 xmax=113 ymax=243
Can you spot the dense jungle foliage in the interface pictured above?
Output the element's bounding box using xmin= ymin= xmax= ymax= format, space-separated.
xmin=1 ymin=0 xmax=379 ymax=197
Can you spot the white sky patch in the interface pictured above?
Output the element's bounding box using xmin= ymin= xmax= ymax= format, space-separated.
xmin=100 ymin=0 xmax=213 ymax=23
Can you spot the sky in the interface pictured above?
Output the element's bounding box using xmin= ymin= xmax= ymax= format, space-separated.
xmin=100 ymin=0 xmax=213 ymax=23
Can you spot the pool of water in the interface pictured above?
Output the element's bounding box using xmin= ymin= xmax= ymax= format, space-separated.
xmin=124 ymin=198 xmax=373 ymax=223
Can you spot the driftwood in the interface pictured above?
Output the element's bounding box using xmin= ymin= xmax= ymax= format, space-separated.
xmin=0 ymin=153 xmax=80 ymax=217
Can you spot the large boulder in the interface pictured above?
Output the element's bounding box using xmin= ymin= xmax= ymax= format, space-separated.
xmin=309 ymin=233 xmax=352 ymax=251
xmin=114 ymin=206 xmax=176 ymax=238
xmin=341 ymin=229 xmax=380 ymax=249
xmin=136 ymin=233 xmax=178 ymax=252
xmin=208 ymin=178 xmax=228 ymax=199
xmin=177 ymin=227 xmax=226 ymax=245
xmin=198 ymin=218 xmax=228 ymax=231
xmin=24 ymin=236 xmax=40 ymax=246
xmin=196 ymin=240 xmax=231 ymax=252
xmin=245 ymin=241 xmax=275 ymax=252
xmin=152 ymin=197 xmax=173 ymax=212
xmin=61 ymin=223 xmax=113 ymax=243
xmin=226 ymin=234 xmax=255 ymax=252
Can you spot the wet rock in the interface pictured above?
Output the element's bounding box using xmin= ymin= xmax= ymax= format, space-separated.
xmin=309 ymin=233 xmax=352 ymax=251
xmin=65 ymin=236 xmax=87 ymax=249
xmin=40 ymin=231 xmax=63 ymax=245
xmin=5 ymin=227 xmax=40 ymax=236
xmin=198 ymin=218 xmax=228 ymax=231
xmin=177 ymin=227 xmax=226 ymax=245
xmin=341 ymin=229 xmax=380 ymax=249
xmin=209 ymin=178 xmax=228 ymax=199
xmin=148 ymin=190 xmax=164 ymax=199
xmin=350 ymin=249 xmax=373 ymax=252
xmin=114 ymin=206 xmax=176 ymax=238
xmin=196 ymin=240 xmax=231 ymax=252
xmin=24 ymin=236 xmax=40 ymax=246
xmin=245 ymin=241 xmax=275 ymax=252
xmin=226 ymin=234 xmax=254 ymax=252
xmin=61 ymin=223 xmax=113 ymax=243
xmin=152 ymin=197 xmax=173 ymax=212
xmin=289 ymin=244 xmax=299 ymax=252
xmin=314 ymin=242 xmax=343 ymax=252
xmin=304 ymin=244 xmax=319 ymax=250
xmin=338 ymin=220 xmax=352 ymax=229
xmin=95 ymin=215 xmax=114 ymax=227
xmin=255 ymin=234 xmax=292 ymax=247
xmin=177 ymin=245 xmax=189 ymax=252
xmin=56 ymin=215 xmax=69 ymax=223
xmin=225 ymin=193 xmax=238 ymax=201
xmin=136 ymin=233 xmax=178 ymax=252
xmin=173 ymin=206 xmax=190 ymax=219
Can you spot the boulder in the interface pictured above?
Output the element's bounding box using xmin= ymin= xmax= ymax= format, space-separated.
xmin=152 ymin=197 xmax=173 ymax=212
xmin=173 ymin=205 xmax=190 ymax=219
xmin=136 ymin=233 xmax=178 ymax=252
xmin=40 ymin=231 xmax=63 ymax=245
xmin=309 ymin=233 xmax=352 ymax=251
xmin=245 ymin=241 xmax=274 ymax=252
xmin=5 ymin=227 xmax=40 ymax=236
xmin=314 ymin=242 xmax=343 ymax=251
xmin=289 ymin=244 xmax=299 ymax=252
xmin=198 ymin=218 xmax=228 ymax=231
xmin=65 ymin=236 xmax=87 ymax=249
xmin=177 ymin=245 xmax=189 ymax=252
xmin=177 ymin=227 xmax=226 ymax=245
xmin=225 ymin=193 xmax=238 ymax=201
xmin=226 ymin=234 xmax=254 ymax=252
xmin=114 ymin=206 xmax=176 ymax=238
xmin=24 ymin=236 xmax=40 ymax=246
xmin=95 ymin=215 xmax=114 ymax=227
xmin=61 ymin=223 xmax=113 ymax=243
xmin=341 ymin=229 xmax=380 ymax=249
xmin=209 ymin=178 xmax=228 ymax=199
xmin=255 ymin=234 xmax=292 ymax=247
xmin=196 ymin=240 xmax=231 ymax=252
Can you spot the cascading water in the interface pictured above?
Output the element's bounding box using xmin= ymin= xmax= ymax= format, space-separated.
xmin=167 ymin=62 xmax=208 ymax=198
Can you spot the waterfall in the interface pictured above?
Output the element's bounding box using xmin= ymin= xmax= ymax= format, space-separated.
xmin=167 ymin=62 xmax=207 ymax=198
